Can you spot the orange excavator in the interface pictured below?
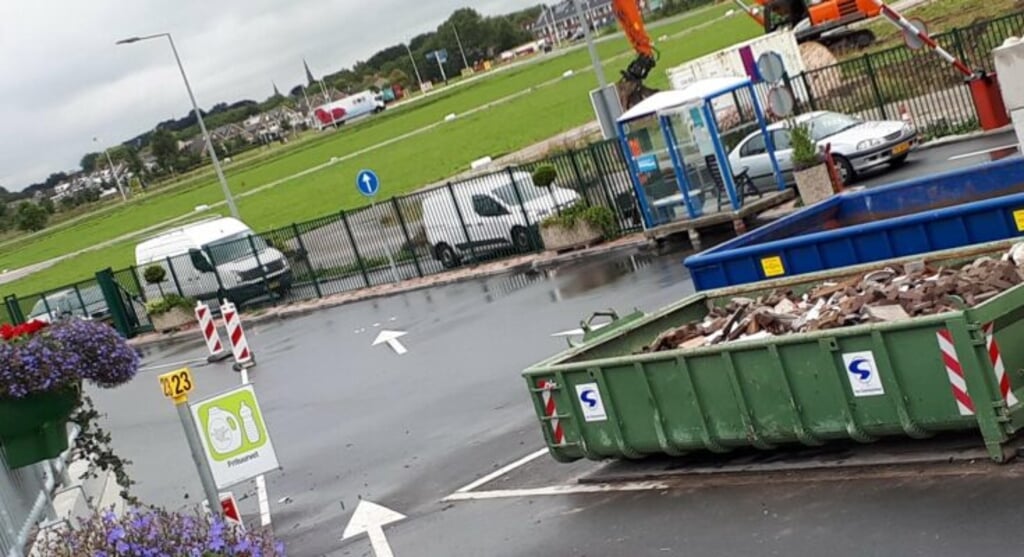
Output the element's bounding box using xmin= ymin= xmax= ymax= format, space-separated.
xmin=734 ymin=0 xmax=882 ymax=49
xmin=612 ymin=0 xmax=660 ymax=110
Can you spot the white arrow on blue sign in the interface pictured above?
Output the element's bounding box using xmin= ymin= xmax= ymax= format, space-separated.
xmin=356 ymin=169 xmax=380 ymax=197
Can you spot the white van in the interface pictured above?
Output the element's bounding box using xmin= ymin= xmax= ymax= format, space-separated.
xmin=312 ymin=90 xmax=386 ymax=129
xmin=421 ymin=170 xmax=580 ymax=268
xmin=135 ymin=217 xmax=292 ymax=304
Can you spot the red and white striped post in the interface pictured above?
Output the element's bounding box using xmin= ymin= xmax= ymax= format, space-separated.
xmin=221 ymin=300 xmax=255 ymax=369
xmin=537 ymin=379 xmax=565 ymax=445
xmin=936 ymin=329 xmax=975 ymax=416
xmin=195 ymin=300 xmax=229 ymax=362
xmin=870 ymin=0 xmax=975 ymax=78
xmin=983 ymin=322 xmax=1020 ymax=408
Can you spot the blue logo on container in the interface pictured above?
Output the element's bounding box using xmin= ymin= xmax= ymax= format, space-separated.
xmin=579 ymin=389 xmax=599 ymax=408
xmin=636 ymin=155 xmax=658 ymax=173
xmin=848 ymin=358 xmax=873 ymax=383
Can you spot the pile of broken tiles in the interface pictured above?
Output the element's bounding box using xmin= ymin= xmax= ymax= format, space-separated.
xmin=643 ymin=244 xmax=1024 ymax=353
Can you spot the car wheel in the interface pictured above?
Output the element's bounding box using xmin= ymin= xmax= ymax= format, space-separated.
xmin=511 ymin=226 xmax=533 ymax=253
xmin=889 ymin=154 xmax=909 ymax=167
xmin=834 ymin=155 xmax=855 ymax=184
xmin=436 ymin=243 xmax=460 ymax=269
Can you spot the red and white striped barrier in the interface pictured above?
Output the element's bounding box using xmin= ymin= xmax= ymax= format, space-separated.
xmin=984 ymin=323 xmax=1020 ymax=408
xmin=537 ymin=379 xmax=564 ymax=445
xmin=936 ymin=329 xmax=975 ymax=416
xmin=221 ymin=300 xmax=255 ymax=368
xmin=870 ymin=0 xmax=974 ymax=78
xmin=195 ymin=301 xmax=225 ymax=359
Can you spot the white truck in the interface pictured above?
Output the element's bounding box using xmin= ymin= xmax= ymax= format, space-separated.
xmin=134 ymin=216 xmax=293 ymax=306
xmin=312 ymin=90 xmax=386 ymax=129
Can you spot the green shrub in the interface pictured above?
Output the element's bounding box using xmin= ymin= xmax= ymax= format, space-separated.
xmin=145 ymin=294 xmax=194 ymax=316
xmin=541 ymin=203 xmax=618 ymax=239
xmin=790 ymin=123 xmax=821 ymax=170
xmin=143 ymin=265 xmax=166 ymax=285
xmin=532 ymin=165 xmax=558 ymax=188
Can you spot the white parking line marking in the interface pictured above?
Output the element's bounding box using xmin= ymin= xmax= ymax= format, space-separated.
xmin=453 ymin=448 xmax=549 ymax=494
xmin=948 ymin=144 xmax=1018 ymax=161
xmin=443 ymin=481 xmax=671 ymax=502
xmin=239 ymin=367 xmax=273 ymax=527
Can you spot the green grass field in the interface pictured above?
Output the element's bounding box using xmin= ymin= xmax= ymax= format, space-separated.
xmin=2 ymin=6 xmax=760 ymax=300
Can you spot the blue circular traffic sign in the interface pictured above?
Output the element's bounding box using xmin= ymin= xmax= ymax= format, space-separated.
xmin=356 ymin=169 xmax=380 ymax=197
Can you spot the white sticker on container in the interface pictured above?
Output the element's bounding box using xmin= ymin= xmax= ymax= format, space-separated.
xmin=842 ymin=351 xmax=886 ymax=397
xmin=575 ymin=383 xmax=608 ymax=422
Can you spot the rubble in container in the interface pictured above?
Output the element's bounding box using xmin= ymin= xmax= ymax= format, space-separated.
xmin=644 ymin=247 xmax=1024 ymax=353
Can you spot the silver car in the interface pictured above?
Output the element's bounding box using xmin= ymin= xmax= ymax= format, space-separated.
xmin=729 ymin=110 xmax=919 ymax=189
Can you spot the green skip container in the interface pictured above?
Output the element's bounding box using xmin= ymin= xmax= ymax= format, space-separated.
xmin=524 ymin=239 xmax=1024 ymax=464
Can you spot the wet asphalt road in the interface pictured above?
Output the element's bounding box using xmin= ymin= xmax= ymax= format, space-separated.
xmin=92 ymin=139 xmax=1024 ymax=557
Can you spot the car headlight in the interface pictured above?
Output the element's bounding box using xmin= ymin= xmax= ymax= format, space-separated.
xmin=857 ymin=138 xmax=884 ymax=150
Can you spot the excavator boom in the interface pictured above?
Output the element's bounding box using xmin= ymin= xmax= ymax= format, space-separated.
xmin=612 ymin=0 xmax=659 ymax=110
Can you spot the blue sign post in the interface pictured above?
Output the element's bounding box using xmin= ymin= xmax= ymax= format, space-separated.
xmin=356 ymin=169 xmax=380 ymax=198
xmin=354 ymin=169 xmax=399 ymax=283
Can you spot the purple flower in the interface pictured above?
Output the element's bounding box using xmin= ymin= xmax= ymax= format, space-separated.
xmin=0 ymin=319 xmax=138 ymax=399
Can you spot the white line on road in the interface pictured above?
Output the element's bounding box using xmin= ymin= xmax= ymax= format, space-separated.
xmin=139 ymin=359 xmax=208 ymax=373
xmin=948 ymin=144 xmax=1018 ymax=161
xmin=239 ymin=367 xmax=273 ymax=528
xmin=453 ymin=448 xmax=550 ymax=494
xmin=443 ymin=481 xmax=671 ymax=502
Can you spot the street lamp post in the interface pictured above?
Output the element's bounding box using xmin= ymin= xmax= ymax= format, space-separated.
xmin=93 ymin=137 xmax=127 ymax=201
xmin=117 ymin=33 xmax=240 ymax=219
xmin=451 ymin=23 xmax=470 ymax=71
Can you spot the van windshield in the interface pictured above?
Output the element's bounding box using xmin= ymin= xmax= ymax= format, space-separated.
xmin=204 ymin=232 xmax=268 ymax=264
xmin=491 ymin=180 xmax=551 ymax=206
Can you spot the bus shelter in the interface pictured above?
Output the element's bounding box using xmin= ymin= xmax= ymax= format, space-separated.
xmin=616 ymin=76 xmax=786 ymax=229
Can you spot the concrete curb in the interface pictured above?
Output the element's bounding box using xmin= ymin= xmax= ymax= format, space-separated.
xmin=129 ymin=236 xmax=655 ymax=349
xmin=914 ymin=125 xmax=1014 ymax=152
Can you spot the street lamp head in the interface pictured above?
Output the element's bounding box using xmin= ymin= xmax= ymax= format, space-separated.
xmin=116 ymin=37 xmax=141 ymax=45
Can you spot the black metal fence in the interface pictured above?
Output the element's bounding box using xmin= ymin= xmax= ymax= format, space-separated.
xmin=2 ymin=140 xmax=640 ymax=335
xmin=794 ymin=12 xmax=1024 ymax=139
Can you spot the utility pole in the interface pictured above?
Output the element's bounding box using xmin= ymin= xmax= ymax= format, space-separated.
xmin=452 ymin=23 xmax=470 ymax=70
xmin=571 ymin=0 xmax=608 ymax=88
xmin=405 ymin=43 xmax=424 ymax=91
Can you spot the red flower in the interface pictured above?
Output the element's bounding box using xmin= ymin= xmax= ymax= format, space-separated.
xmin=0 ymin=320 xmax=48 ymax=341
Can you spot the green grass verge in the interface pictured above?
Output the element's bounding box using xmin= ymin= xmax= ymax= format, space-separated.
xmin=3 ymin=7 xmax=759 ymax=299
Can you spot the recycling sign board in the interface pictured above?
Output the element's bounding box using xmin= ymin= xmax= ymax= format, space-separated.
xmin=191 ymin=385 xmax=280 ymax=489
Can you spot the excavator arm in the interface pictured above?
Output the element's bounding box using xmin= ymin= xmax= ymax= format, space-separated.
xmin=612 ymin=0 xmax=659 ymax=110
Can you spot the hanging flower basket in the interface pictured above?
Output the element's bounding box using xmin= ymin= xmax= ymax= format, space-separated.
xmin=0 ymin=319 xmax=139 ymax=469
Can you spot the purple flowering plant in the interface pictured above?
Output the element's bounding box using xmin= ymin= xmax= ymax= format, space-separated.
xmin=0 ymin=319 xmax=139 ymax=399
xmin=35 ymin=507 xmax=285 ymax=556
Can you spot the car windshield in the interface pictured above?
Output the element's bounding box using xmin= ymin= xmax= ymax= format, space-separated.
xmin=204 ymin=232 xmax=268 ymax=264
xmin=806 ymin=113 xmax=861 ymax=141
xmin=491 ymin=178 xmax=550 ymax=206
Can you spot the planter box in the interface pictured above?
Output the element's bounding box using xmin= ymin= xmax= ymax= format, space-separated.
xmin=540 ymin=222 xmax=603 ymax=252
xmin=794 ymin=163 xmax=834 ymax=207
xmin=150 ymin=307 xmax=195 ymax=332
xmin=0 ymin=387 xmax=78 ymax=469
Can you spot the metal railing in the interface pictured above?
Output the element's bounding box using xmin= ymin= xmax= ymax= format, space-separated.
xmin=1 ymin=428 xmax=78 ymax=557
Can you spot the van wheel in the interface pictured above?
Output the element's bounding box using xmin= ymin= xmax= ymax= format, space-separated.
xmin=511 ymin=226 xmax=533 ymax=253
xmin=436 ymin=244 xmax=460 ymax=269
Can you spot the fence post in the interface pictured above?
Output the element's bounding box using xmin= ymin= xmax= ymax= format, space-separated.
xmin=800 ymin=72 xmax=818 ymax=112
xmin=567 ymin=149 xmax=589 ymax=206
xmin=506 ymin=168 xmax=541 ymax=252
xmin=165 ymin=256 xmax=185 ymax=296
xmin=864 ymin=53 xmax=889 ymax=120
xmin=588 ymin=145 xmax=617 ymax=211
xmin=340 ymin=210 xmax=372 ymax=287
xmin=291 ymin=223 xmax=322 ymax=298
xmin=246 ymin=235 xmax=271 ymax=304
xmin=446 ymin=182 xmax=478 ymax=262
xmin=5 ymin=294 xmax=25 ymax=324
xmin=390 ymin=197 xmax=423 ymax=278
xmin=951 ymin=27 xmax=969 ymax=66
xmin=128 ymin=265 xmax=147 ymax=304
xmin=95 ymin=268 xmax=133 ymax=338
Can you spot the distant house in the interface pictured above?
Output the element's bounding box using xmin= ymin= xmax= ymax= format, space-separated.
xmin=530 ymin=0 xmax=616 ymax=43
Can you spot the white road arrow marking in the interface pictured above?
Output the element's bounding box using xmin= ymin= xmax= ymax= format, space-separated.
xmin=343 ymin=500 xmax=406 ymax=557
xmin=373 ymin=330 xmax=408 ymax=355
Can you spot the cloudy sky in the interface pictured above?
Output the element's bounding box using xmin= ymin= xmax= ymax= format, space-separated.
xmin=0 ymin=0 xmax=530 ymax=190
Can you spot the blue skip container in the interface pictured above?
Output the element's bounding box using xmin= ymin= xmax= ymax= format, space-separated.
xmin=684 ymin=157 xmax=1024 ymax=291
